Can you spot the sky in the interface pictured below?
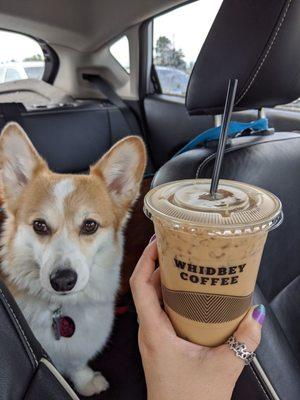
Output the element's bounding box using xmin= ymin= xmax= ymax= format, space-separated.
xmin=153 ymin=0 xmax=223 ymax=65
xmin=0 ymin=31 xmax=44 ymax=63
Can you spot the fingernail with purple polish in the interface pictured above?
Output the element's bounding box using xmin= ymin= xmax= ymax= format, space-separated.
xmin=252 ymin=304 xmax=266 ymax=325
xmin=149 ymin=234 xmax=156 ymax=243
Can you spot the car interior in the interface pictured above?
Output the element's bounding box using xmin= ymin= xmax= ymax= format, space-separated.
xmin=0 ymin=0 xmax=300 ymax=399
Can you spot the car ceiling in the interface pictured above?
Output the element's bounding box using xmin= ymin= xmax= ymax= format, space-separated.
xmin=0 ymin=0 xmax=186 ymax=52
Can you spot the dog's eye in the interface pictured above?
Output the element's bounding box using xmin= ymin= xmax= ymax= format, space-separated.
xmin=80 ymin=219 xmax=99 ymax=235
xmin=33 ymin=219 xmax=51 ymax=235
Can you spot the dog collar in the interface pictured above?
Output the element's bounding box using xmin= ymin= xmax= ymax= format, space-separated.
xmin=52 ymin=307 xmax=75 ymax=340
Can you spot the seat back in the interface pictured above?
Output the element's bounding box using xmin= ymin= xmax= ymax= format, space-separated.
xmin=0 ymin=100 xmax=141 ymax=174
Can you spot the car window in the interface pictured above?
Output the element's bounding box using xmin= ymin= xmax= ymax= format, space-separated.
xmin=153 ymin=0 xmax=223 ymax=97
xmin=110 ymin=36 xmax=130 ymax=73
xmin=0 ymin=31 xmax=45 ymax=83
xmin=24 ymin=64 xmax=45 ymax=80
xmin=5 ymin=67 xmax=23 ymax=82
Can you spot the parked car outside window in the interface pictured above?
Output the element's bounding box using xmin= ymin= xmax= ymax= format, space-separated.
xmin=152 ymin=0 xmax=223 ymax=97
xmin=0 ymin=30 xmax=45 ymax=83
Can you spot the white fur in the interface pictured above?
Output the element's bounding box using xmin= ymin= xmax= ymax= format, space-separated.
xmin=53 ymin=179 xmax=74 ymax=213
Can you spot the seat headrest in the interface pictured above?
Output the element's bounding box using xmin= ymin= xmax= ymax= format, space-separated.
xmin=186 ymin=0 xmax=300 ymax=115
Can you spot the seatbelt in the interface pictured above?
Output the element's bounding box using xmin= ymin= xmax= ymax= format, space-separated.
xmin=83 ymin=74 xmax=138 ymax=133
xmin=0 ymin=102 xmax=25 ymax=126
xmin=84 ymin=73 xmax=156 ymax=175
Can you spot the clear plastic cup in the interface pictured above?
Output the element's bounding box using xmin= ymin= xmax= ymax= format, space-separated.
xmin=144 ymin=179 xmax=282 ymax=346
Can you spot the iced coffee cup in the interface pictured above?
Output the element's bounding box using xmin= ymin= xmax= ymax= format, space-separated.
xmin=144 ymin=179 xmax=282 ymax=346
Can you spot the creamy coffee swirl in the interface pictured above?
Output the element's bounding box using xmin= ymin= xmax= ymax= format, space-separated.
xmin=144 ymin=179 xmax=282 ymax=346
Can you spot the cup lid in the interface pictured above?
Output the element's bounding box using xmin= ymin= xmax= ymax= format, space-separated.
xmin=144 ymin=179 xmax=283 ymax=235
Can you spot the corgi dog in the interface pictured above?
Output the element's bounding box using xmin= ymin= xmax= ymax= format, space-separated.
xmin=0 ymin=122 xmax=146 ymax=396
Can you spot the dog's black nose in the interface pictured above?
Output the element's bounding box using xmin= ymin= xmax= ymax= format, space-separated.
xmin=50 ymin=269 xmax=78 ymax=292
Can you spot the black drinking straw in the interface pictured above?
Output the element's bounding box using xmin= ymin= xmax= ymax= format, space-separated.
xmin=210 ymin=78 xmax=238 ymax=198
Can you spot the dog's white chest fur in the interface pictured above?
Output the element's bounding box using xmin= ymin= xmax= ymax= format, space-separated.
xmin=18 ymin=295 xmax=115 ymax=374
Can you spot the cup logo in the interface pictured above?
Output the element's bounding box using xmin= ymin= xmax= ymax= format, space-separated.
xmin=174 ymin=257 xmax=247 ymax=286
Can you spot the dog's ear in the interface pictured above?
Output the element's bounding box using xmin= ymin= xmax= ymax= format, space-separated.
xmin=91 ymin=136 xmax=147 ymax=207
xmin=0 ymin=122 xmax=46 ymax=210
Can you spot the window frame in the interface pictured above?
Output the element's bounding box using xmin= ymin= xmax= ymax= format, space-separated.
xmin=0 ymin=29 xmax=59 ymax=84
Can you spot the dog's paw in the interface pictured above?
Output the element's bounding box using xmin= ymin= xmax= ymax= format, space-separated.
xmin=77 ymin=371 xmax=109 ymax=397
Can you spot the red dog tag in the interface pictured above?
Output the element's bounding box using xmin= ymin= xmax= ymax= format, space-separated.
xmin=59 ymin=316 xmax=75 ymax=338
xmin=52 ymin=308 xmax=75 ymax=340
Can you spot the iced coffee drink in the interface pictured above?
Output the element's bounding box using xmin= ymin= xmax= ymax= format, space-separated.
xmin=144 ymin=179 xmax=282 ymax=346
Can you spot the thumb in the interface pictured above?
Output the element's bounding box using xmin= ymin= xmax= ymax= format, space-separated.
xmin=233 ymin=304 xmax=266 ymax=354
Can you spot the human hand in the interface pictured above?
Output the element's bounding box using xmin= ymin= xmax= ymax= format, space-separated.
xmin=130 ymin=240 xmax=265 ymax=400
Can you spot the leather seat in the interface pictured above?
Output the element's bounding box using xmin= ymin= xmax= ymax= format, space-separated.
xmin=0 ymin=281 xmax=79 ymax=399
xmin=153 ymin=0 xmax=300 ymax=398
